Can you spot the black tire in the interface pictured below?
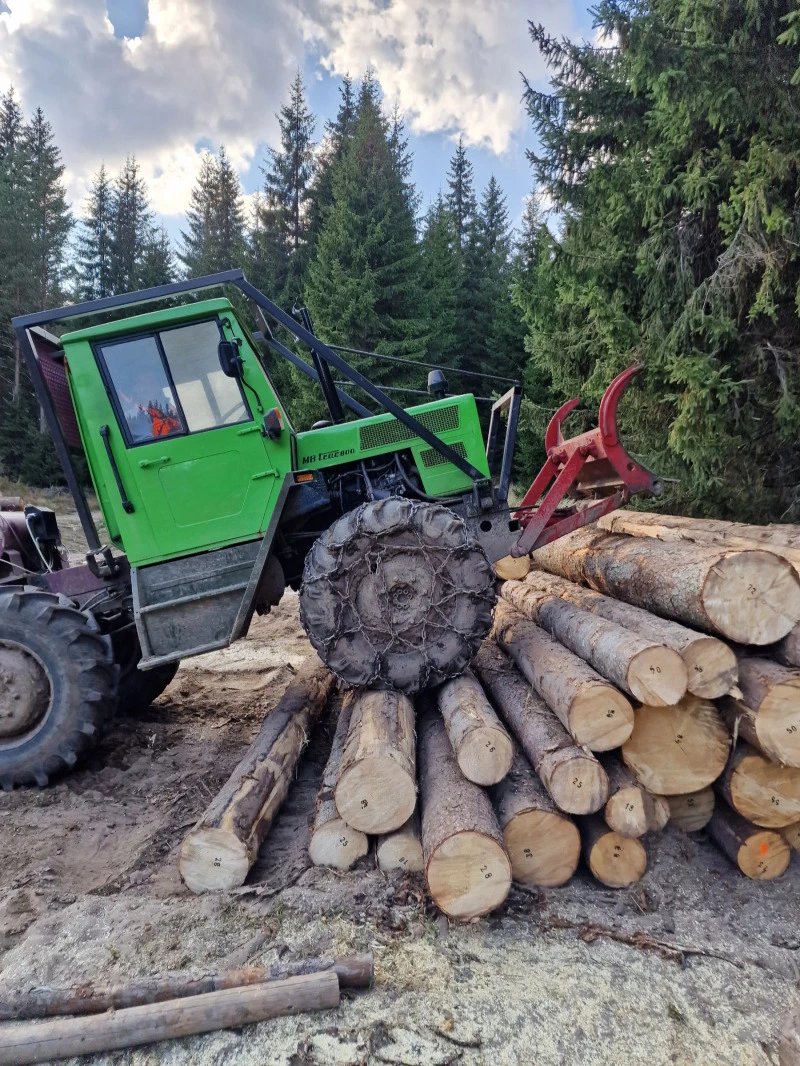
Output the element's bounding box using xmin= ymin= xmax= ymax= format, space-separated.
xmin=299 ymin=497 xmax=496 ymax=693
xmin=0 ymin=589 xmax=118 ymax=790
xmin=117 ymin=659 xmax=179 ymax=715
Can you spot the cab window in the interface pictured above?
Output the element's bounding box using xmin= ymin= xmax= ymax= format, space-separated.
xmin=160 ymin=320 xmax=249 ymax=432
xmin=100 ymin=335 xmax=184 ymax=444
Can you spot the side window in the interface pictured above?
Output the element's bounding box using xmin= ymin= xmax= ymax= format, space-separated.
xmin=100 ymin=336 xmax=184 ymax=444
xmin=159 ymin=320 xmax=249 ymax=432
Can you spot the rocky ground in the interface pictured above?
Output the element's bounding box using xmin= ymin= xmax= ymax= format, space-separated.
xmin=0 ymin=503 xmax=798 ymax=1064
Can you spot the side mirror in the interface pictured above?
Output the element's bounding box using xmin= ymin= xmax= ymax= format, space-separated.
xmin=218 ymin=339 xmax=244 ymax=378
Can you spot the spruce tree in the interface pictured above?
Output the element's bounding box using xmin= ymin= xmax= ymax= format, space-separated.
xmin=307 ymin=75 xmax=357 ymax=250
xmin=180 ymin=151 xmax=217 ymax=277
xmin=137 ymin=224 xmax=175 ymax=288
xmin=75 ymin=164 xmax=113 ymax=299
xmin=421 ymin=194 xmax=459 ymax=366
xmin=23 ymin=107 xmax=72 ymax=309
xmin=109 ymin=156 xmax=152 ymax=294
xmin=264 ymin=72 xmax=316 ymax=261
xmin=180 ymin=147 xmax=245 ymax=277
xmin=445 ymin=137 xmax=477 ymax=255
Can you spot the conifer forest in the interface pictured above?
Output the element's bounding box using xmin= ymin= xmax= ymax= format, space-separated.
xmin=2 ymin=2 xmax=800 ymax=522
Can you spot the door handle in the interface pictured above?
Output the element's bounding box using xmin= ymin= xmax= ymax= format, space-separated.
xmin=138 ymin=456 xmax=171 ymax=469
xmin=99 ymin=425 xmax=134 ymax=514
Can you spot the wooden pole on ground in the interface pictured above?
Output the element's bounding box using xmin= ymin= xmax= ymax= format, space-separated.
xmin=718 ymin=656 xmax=800 ymax=767
xmin=179 ymin=662 xmax=335 ymax=894
xmin=0 ymin=956 xmax=373 ymax=1022
xmin=333 ymin=689 xmax=416 ymax=834
xmin=600 ymin=754 xmax=670 ymax=838
xmin=532 ymin=526 xmax=800 ymax=646
xmin=667 ymin=788 xmax=715 ymax=832
xmin=501 ymin=578 xmax=687 ymax=706
xmin=0 ymin=972 xmax=340 ymax=1066
xmin=473 ymin=642 xmax=609 ymax=815
xmin=707 ymin=804 xmax=791 ymax=879
xmin=308 ymin=701 xmax=368 ymax=869
xmin=490 ymin=746 xmax=580 ymax=886
xmin=436 ymin=668 xmax=514 ymax=785
xmin=715 ymin=742 xmax=800 ymax=829
xmin=493 ymin=600 xmax=633 ymax=751
xmin=579 ymin=815 xmax=647 ymax=888
xmin=376 ymin=814 xmax=424 ymax=873
xmin=524 ymin=570 xmax=737 ymax=699
xmin=418 ymin=706 xmax=511 ymax=920
xmin=620 ymin=696 xmax=730 ymax=796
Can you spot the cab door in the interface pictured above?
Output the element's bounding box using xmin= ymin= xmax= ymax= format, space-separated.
xmin=96 ymin=317 xmax=283 ymax=564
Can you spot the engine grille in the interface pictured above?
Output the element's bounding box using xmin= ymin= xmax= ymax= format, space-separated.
xmin=419 ymin=441 xmax=468 ymax=468
xmin=359 ymin=404 xmax=460 ymax=452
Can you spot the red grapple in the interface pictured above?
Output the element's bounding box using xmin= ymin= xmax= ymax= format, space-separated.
xmin=511 ymin=365 xmax=662 ymax=558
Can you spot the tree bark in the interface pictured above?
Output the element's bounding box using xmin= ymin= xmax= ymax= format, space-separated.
xmin=532 ymin=525 xmax=800 ymax=646
xmin=578 ymin=814 xmax=647 ymax=888
xmin=782 ymin=822 xmax=800 ymax=852
xmin=524 ymin=569 xmax=738 ymax=699
xmin=473 ymin=642 xmax=609 ymax=815
xmin=334 ymin=689 xmax=416 ymax=835
xmin=707 ymin=803 xmax=791 ymax=879
xmin=716 ymin=742 xmax=800 ymax=829
xmin=490 ymin=745 xmax=580 ymax=886
xmin=493 ymin=600 xmax=633 ymax=751
xmin=494 ymin=554 xmax=531 ymax=580
xmin=179 ymin=663 xmax=335 ymax=893
xmin=0 ymin=956 xmax=373 ymax=1022
xmin=436 ymin=668 xmax=514 ymax=785
xmin=376 ymin=813 xmax=424 ymax=873
xmin=718 ymin=656 xmax=800 ymax=768
xmin=667 ymin=788 xmax=715 ymax=832
xmin=600 ymin=754 xmax=670 ymax=839
xmin=501 ymin=579 xmax=687 ymax=706
xmin=620 ymin=696 xmax=730 ymax=796
xmin=418 ymin=706 xmax=511 ymax=920
xmin=0 ymin=973 xmax=340 ymax=1066
xmin=774 ymin=625 xmax=800 ymax=669
xmin=308 ymin=699 xmax=368 ymax=869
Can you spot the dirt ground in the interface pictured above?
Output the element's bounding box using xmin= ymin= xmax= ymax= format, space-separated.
xmin=1 ymin=511 xmax=799 ymax=1065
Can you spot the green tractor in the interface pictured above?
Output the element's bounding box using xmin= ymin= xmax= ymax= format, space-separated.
xmin=1 ymin=269 xmax=661 ymax=788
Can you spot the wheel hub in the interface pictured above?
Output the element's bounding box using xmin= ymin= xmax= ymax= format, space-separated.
xmin=0 ymin=641 xmax=52 ymax=739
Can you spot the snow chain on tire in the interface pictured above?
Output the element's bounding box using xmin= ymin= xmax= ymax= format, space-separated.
xmin=299 ymin=498 xmax=496 ymax=693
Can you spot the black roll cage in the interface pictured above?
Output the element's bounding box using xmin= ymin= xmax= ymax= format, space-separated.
xmin=12 ymin=269 xmax=521 ymax=552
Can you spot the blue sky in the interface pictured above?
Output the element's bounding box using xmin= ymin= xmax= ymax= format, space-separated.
xmin=1 ymin=1 xmax=597 ymax=247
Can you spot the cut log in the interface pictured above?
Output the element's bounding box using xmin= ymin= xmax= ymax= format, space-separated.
xmin=0 ymin=956 xmax=373 ymax=1022
xmin=779 ymin=1006 xmax=800 ymax=1066
xmin=579 ymin=815 xmax=647 ymax=888
xmin=600 ymin=754 xmax=670 ymax=838
xmin=490 ymin=746 xmax=580 ymax=886
xmin=621 ymin=696 xmax=730 ymax=795
xmin=707 ymin=804 xmax=791 ymax=879
xmin=501 ymin=579 xmax=687 ymax=706
xmin=334 ymin=689 xmax=416 ymax=834
xmin=473 ymin=642 xmax=609 ymax=815
xmin=718 ymin=656 xmax=800 ymax=768
xmin=781 ymin=822 xmax=800 ymax=851
xmin=774 ymin=625 xmax=800 ymax=669
xmin=309 ymin=700 xmax=369 ymax=869
xmin=667 ymin=788 xmax=715 ymax=832
xmin=436 ymin=668 xmax=514 ymax=785
xmin=494 ymin=554 xmax=531 ymax=580
xmin=0 ymin=972 xmax=339 ymax=1066
xmin=532 ymin=525 xmax=800 ymax=646
xmin=376 ymin=813 xmax=424 ymax=873
xmin=716 ymin=742 xmax=800 ymax=829
xmin=179 ymin=663 xmax=335 ymax=894
xmin=598 ymin=510 xmax=800 ymax=574
xmin=493 ymin=600 xmax=633 ymax=751
xmin=418 ymin=706 xmax=511 ymax=919
xmin=525 ymin=570 xmax=737 ymax=699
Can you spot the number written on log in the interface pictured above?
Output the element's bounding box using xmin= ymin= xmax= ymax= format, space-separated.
xmin=675 ymin=733 xmax=684 ymax=744
xmin=360 ymin=799 xmax=368 ymax=809
xmin=606 ymin=709 xmax=616 ymax=718
xmin=649 ymin=666 xmax=662 ymax=675
xmin=524 ymin=848 xmax=533 ymax=858
xmin=480 ymin=864 xmax=492 ymax=879
xmin=486 ymin=742 xmax=496 ymax=752
xmin=749 ymin=585 xmax=758 ymax=595
xmin=771 ymin=796 xmax=781 ymax=806
xmin=613 ymin=845 xmax=622 ymax=858
xmin=694 ymin=666 xmax=703 ymax=673
xmin=213 ymin=858 xmax=221 ymax=867
xmin=573 ymin=778 xmax=583 ymax=789
xmin=625 ymin=803 xmax=635 ymax=811
xmin=788 ymin=725 xmax=798 ymax=734
xmin=687 ymin=798 xmax=696 ymax=807
xmin=339 ymin=837 xmax=349 ymax=847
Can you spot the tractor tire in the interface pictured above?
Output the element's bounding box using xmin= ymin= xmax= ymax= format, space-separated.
xmin=0 ymin=588 xmax=117 ymax=790
xmin=300 ymin=497 xmax=496 ymax=694
xmin=117 ymin=660 xmax=179 ymax=715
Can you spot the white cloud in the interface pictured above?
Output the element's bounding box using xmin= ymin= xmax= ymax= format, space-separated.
xmin=0 ymin=0 xmax=303 ymax=214
xmin=299 ymin=0 xmax=577 ymax=154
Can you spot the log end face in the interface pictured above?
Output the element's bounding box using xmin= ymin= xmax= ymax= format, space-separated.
xmin=757 ymin=683 xmax=800 ymax=768
xmin=703 ymin=551 xmax=800 ymax=645
xmin=335 ymin=757 xmax=416 ymax=834
xmin=604 ymin=788 xmax=649 ymax=839
xmin=309 ymin=821 xmax=369 ymax=870
xmin=571 ymin=686 xmax=634 ymax=751
xmin=495 ymin=555 xmax=531 ymax=581
xmin=667 ymin=788 xmax=716 ymax=832
xmin=737 ymin=830 xmax=791 ymax=879
xmin=426 ymin=830 xmax=512 ymax=920
xmin=376 ymin=834 xmax=424 ymax=873
xmin=179 ymin=829 xmax=251 ymax=894
xmin=588 ymin=832 xmax=647 ymax=888
xmin=683 ymin=637 xmax=738 ymax=698
xmin=503 ymin=810 xmax=580 ymax=887
xmin=729 ymin=755 xmax=800 ymax=828
xmin=548 ymin=758 xmax=609 ymax=815
xmin=627 ymin=647 xmax=688 ymax=707
xmin=458 ymin=727 xmax=515 ymax=786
